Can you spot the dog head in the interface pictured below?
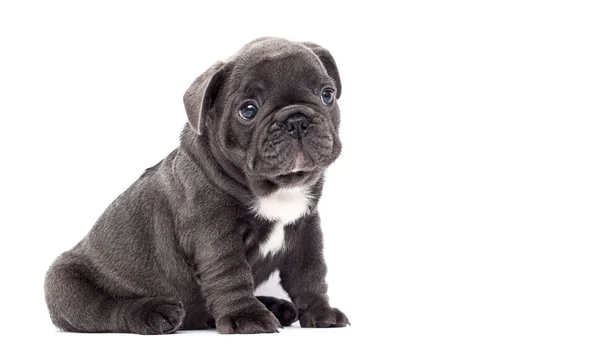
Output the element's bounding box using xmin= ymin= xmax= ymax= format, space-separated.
xmin=184 ymin=37 xmax=342 ymax=192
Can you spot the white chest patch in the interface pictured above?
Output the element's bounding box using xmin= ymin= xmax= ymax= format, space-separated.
xmin=253 ymin=187 xmax=312 ymax=257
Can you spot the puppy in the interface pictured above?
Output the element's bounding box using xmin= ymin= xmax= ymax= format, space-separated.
xmin=44 ymin=37 xmax=348 ymax=334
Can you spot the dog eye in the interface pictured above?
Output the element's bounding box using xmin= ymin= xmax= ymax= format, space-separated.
xmin=321 ymin=88 xmax=334 ymax=105
xmin=239 ymin=102 xmax=259 ymax=120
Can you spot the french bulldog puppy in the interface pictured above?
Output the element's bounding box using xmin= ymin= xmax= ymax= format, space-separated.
xmin=44 ymin=37 xmax=348 ymax=334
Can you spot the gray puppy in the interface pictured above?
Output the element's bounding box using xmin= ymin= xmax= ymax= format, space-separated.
xmin=44 ymin=37 xmax=348 ymax=334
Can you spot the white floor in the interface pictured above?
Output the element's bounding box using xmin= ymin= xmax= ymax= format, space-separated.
xmin=24 ymin=325 xmax=363 ymax=363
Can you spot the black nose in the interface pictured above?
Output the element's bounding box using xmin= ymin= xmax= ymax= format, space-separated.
xmin=283 ymin=113 xmax=310 ymax=139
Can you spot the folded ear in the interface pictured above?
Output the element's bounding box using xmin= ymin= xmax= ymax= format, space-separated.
xmin=302 ymin=42 xmax=342 ymax=99
xmin=183 ymin=61 xmax=229 ymax=135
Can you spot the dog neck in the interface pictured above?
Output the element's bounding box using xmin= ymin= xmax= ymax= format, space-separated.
xmin=178 ymin=125 xmax=253 ymax=202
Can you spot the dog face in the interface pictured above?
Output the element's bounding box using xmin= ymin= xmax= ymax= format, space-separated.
xmin=184 ymin=38 xmax=342 ymax=190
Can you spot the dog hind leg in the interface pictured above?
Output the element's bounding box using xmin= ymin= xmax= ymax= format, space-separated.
xmin=44 ymin=252 xmax=185 ymax=334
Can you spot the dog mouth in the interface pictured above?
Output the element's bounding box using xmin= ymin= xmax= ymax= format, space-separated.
xmin=271 ymin=169 xmax=312 ymax=185
xmin=248 ymin=150 xmax=319 ymax=185
xmin=270 ymin=150 xmax=320 ymax=184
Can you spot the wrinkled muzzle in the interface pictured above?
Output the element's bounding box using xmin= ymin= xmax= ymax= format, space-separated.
xmin=247 ymin=104 xmax=341 ymax=186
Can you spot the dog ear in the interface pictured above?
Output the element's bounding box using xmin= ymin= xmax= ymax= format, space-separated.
xmin=183 ymin=61 xmax=229 ymax=135
xmin=302 ymin=42 xmax=342 ymax=99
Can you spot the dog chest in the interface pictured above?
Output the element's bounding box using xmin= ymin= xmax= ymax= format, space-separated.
xmin=253 ymin=187 xmax=311 ymax=257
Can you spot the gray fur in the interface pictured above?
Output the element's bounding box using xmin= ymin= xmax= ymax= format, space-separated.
xmin=44 ymin=37 xmax=348 ymax=334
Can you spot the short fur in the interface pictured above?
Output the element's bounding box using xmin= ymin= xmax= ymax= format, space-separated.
xmin=44 ymin=37 xmax=348 ymax=334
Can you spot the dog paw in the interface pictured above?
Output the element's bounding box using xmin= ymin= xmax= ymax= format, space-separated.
xmin=216 ymin=307 xmax=281 ymax=334
xmin=256 ymin=295 xmax=299 ymax=326
xmin=299 ymin=306 xmax=349 ymax=328
xmin=129 ymin=297 xmax=185 ymax=335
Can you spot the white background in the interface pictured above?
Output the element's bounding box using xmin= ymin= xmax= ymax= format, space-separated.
xmin=1 ymin=1 xmax=599 ymax=362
